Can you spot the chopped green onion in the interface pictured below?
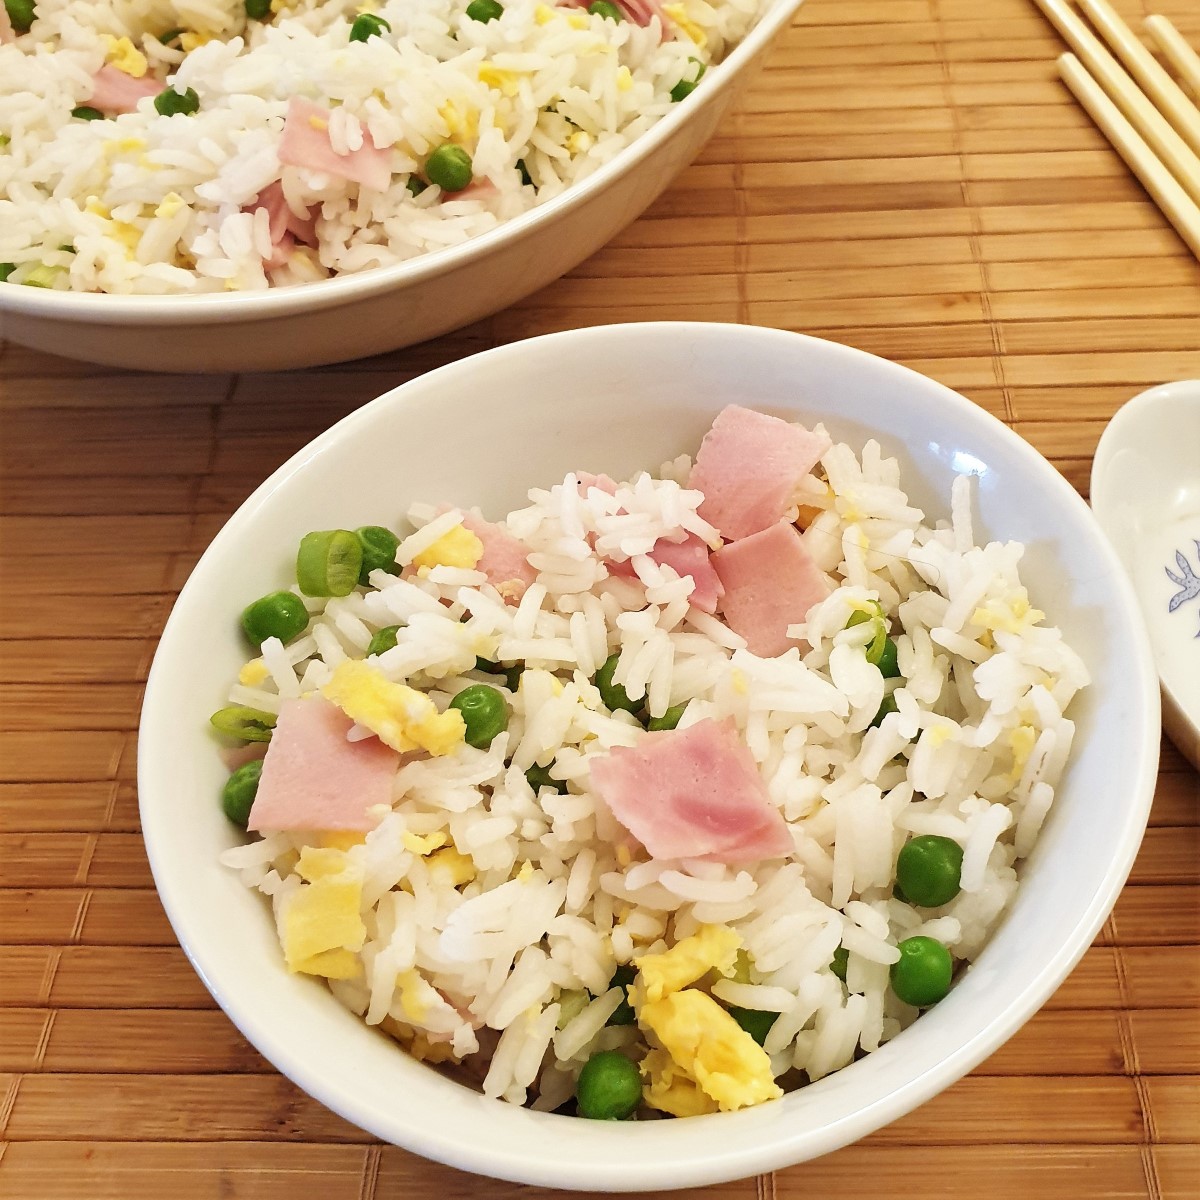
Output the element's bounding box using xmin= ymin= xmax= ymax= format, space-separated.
xmin=830 ymin=946 xmax=849 ymax=980
xmin=424 ymin=143 xmax=473 ymax=192
xmin=210 ymin=705 xmax=277 ymax=742
xmin=727 ymin=1006 xmax=777 ymax=1046
xmin=557 ymin=989 xmax=590 ymax=1027
xmin=669 ymin=58 xmax=705 ymax=102
xmin=349 ymin=12 xmax=390 ymax=41
xmin=405 ymin=175 xmax=427 ymax=197
xmin=4 ymin=0 xmax=36 ymax=35
xmin=0 ymin=264 xmax=16 ymax=283
xmin=366 ymin=625 xmax=401 ymax=657
xmin=296 ymin=529 xmax=364 ymax=597
xmin=588 ymin=0 xmax=623 ymax=19
xmin=525 ymin=762 xmax=568 ymax=794
xmin=23 ymin=265 xmax=58 ymax=288
xmin=244 ymin=0 xmax=270 ymax=18
xmin=157 ymin=27 xmax=185 ymax=45
xmin=605 ymin=964 xmax=636 ymax=1027
xmin=869 ymin=692 xmax=899 ymax=729
xmin=154 ymin=87 xmax=201 ymax=117
xmin=70 ymin=106 xmax=105 ymax=121
xmin=646 ymin=702 xmax=687 ymax=731
xmin=516 ymin=158 xmax=533 ymax=187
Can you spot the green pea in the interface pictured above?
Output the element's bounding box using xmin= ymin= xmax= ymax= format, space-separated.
xmin=355 ymin=525 xmax=400 ymax=584
xmin=890 ymin=936 xmax=953 ymax=1008
xmin=70 ymin=106 xmax=105 ymax=121
xmin=0 ymin=264 xmax=15 ymax=283
xmin=646 ymin=702 xmax=687 ymax=731
xmin=526 ymin=762 xmax=568 ymax=795
xmin=669 ymin=58 xmax=705 ymax=103
xmin=594 ymin=653 xmax=640 ymax=715
xmin=154 ymin=87 xmax=200 ymax=117
xmin=588 ymin=0 xmax=623 ymax=19
xmin=222 ymin=758 xmax=263 ymax=828
xmin=576 ymin=1050 xmax=641 ymax=1120
xmin=830 ymin=946 xmax=849 ymax=981
xmin=466 ymin=0 xmax=503 ymax=21
xmin=870 ymin=692 xmax=898 ymax=729
xmin=405 ymin=175 xmax=427 ymax=197
xmin=366 ymin=625 xmax=401 ymax=657
xmin=241 ymin=589 xmax=309 ymax=646
xmin=605 ymin=964 xmax=636 ymax=1027
xmin=4 ymin=0 xmax=36 ymax=34
xmin=210 ymin=705 xmax=277 ymax=742
xmin=896 ymin=835 xmax=964 ymax=908
xmin=425 ymin=143 xmax=473 ymax=192
xmin=448 ymin=683 xmax=508 ymax=748
xmin=244 ymin=0 xmax=270 ymax=18
xmin=475 ymin=657 xmax=521 ymax=691
xmin=727 ymin=1006 xmax=777 ymax=1047
xmin=296 ymin=529 xmax=364 ymax=597
xmin=349 ymin=12 xmax=390 ymax=41
xmin=872 ymin=636 xmax=901 ymax=678
xmin=157 ymin=27 xmax=185 ymax=45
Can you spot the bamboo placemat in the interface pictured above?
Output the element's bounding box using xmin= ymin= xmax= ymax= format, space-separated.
xmin=2 ymin=0 xmax=1199 ymax=1196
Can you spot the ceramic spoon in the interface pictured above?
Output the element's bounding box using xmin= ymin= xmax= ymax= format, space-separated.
xmin=1091 ymin=380 xmax=1200 ymax=771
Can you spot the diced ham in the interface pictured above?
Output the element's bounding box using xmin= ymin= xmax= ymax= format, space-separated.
xmin=608 ymin=533 xmax=723 ymax=614
xmin=246 ymin=696 xmax=399 ymax=832
xmin=87 ymin=65 xmax=164 ymax=115
xmin=688 ymin=405 xmax=832 ymax=541
xmin=616 ymin=0 xmax=666 ymax=26
xmin=711 ymin=521 xmax=831 ymax=657
xmin=278 ymin=96 xmax=393 ymax=192
xmin=220 ymin=740 xmax=268 ymax=772
xmin=574 ymin=471 xmax=618 ymax=495
xmin=590 ymin=718 xmax=793 ymax=864
xmin=249 ymin=180 xmax=316 ymax=248
xmin=459 ymin=512 xmax=537 ymax=604
xmin=263 ymin=231 xmax=296 ymax=271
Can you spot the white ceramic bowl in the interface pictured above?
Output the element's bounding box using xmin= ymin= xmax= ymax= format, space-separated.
xmin=139 ymin=322 xmax=1161 ymax=1190
xmin=0 ymin=2 xmax=802 ymax=374
xmin=1091 ymin=380 xmax=1200 ymax=771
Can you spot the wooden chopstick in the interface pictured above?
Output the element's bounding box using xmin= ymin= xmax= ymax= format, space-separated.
xmin=1058 ymin=52 xmax=1200 ymax=261
xmin=1032 ymin=0 xmax=1200 ymax=208
xmin=1077 ymin=0 xmax=1200 ymax=156
xmin=1145 ymin=15 xmax=1200 ymax=100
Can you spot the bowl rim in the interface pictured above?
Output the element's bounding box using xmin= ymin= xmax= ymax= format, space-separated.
xmin=139 ymin=322 xmax=1162 ymax=1190
xmin=0 ymin=0 xmax=804 ymax=327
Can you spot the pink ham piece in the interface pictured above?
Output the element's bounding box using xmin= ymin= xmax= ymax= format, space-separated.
xmin=590 ymin=718 xmax=793 ymax=863
xmin=689 ymin=405 xmax=832 ymax=541
xmin=87 ymin=65 xmax=164 ymax=115
xmin=0 ymin=5 xmax=15 ymax=42
xmin=460 ymin=512 xmax=537 ymax=604
xmin=608 ymin=533 xmax=723 ymax=614
xmin=249 ymin=180 xmax=316 ymax=248
xmin=278 ymin=97 xmax=393 ymax=192
xmin=246 ymin=696 xmax=399 ymax=833
xmin=712 ymin=520 xmax=831 ymax=657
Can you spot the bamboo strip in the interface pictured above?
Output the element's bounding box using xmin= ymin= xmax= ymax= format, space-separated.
xmin=1077 ymin=0 xmax=1200 ymax=156
xmin=0 ymin=554 xmax=180 ymax=595
xmin=79 ymin=890 xmax=175 ymax=945
xmin=0 ymin=783 xmax=133 ymax=834
xmin=0 ymin=374 xmax=230 ymax=411
xmin=0 ymin=733 xmax=124 ymax=784
xmin=44 ymin=946 xmax=217 ymax=1008
xmin=1143 ymin=1077 xmax=1200 ymax=1141
xmin=988 ymin=283 xmax=1200 ymax=322
xmin=0 ymin=946 xmax=57 ymax=1006
xmin=1156 ymin=1144 xmax=1200 ymax=1197
xmin=1058 ymin=53 xmax=1200 ymax=260
xmin=1145 ymin=15 xmax=1200 ymax=99
xmin=0 ymin=1009 xmax=51 ymax=1072
xmin=0 ymin=476 xmax=204 ymax=516
xmin=1151 ymin=771 xmax=1200 ymax=826
xmin=1110 ymin=886 xmax=1200 ymax=944
xmin=0 ymin=890 xmax=84 ymax=944
xmin=0 ymin=687 xmax=144 ymax=731
xmin=0 ymin=645 xmax=150 ymax=687
xmin=1128 ymin=1009 xmax=1200 ymax=1075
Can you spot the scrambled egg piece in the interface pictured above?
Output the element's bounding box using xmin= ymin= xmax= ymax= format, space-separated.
xmin=640 ymin=989 xmax=783 ymax=1111
xmin=1008 ymin=724 xmax=1037 ymax=780
xmin=663 ymin=3 xmax=706 ymax=45
xmin=320 ymin=831 xmax=365 ymax=852
xmin=85 ymin=198 xmax=111 ymax=220
xmin=102 ymin=35 xmax=148 ymax=77
xmin=428 ymin=846 xmax=476 ymax=887
xmin=641 ymin=1048 xmax=718 ymax=1117
xmin=322 ymin=659 xmax=465 ymax=755
xmin=616 ymin=66 xmax=633 ymax=92
xmin=633 ymin=924 xmax=741 ymax=1005
xmin=478 ymin=63 xmax=522 ymax=98
xmin=971 ymin=589 xmax=1044 ymax=635
xmin=534 ymin=3 xmax=556 ymax=23
xmin=437 ymin=101 xmax=477 ymax=142
xmin=403 ymin=829 xmax=448 ymax=856
xmin=412 ymin=524 xmax=483 ymax=570
xmin=238 ymin=658 xmax=269 ymax=686
xmin=395 ymin=968 xmax=431 ymax=1021
xmin=179 ymin=31 xmax=215 ymax=51
xmin=283 ymin=847 xmax=366 ymax=978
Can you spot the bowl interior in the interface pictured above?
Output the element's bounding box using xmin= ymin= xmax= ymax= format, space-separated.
xmin=139 ymin=322 xmax=1160 ymax=1190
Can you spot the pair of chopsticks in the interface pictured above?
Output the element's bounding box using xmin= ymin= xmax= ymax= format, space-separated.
xmin=1034 ymin=0 xmax=1200 ymax=260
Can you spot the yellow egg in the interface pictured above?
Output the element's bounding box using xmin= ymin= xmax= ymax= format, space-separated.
xmin=395 ymin=968 xmax=431 ymax=1020
xmin=639 ymin=989 xmax=782 ymax=1111
xmin=662 ymin=4 xmax=706 ymax=45
xmin=238 ymin=657 xmax=269 ymax=686
xmin=634 ymin=924 xmax=741 ymax=1005
xmin=402 ymin=829 xmax=448 ymax=856
xmin=179 ymin=31 xmax=215 ymax=52
xmin=283 ymin=847 xmax=367 ymax=977
xmin=427 ymin=846 xmax=476 ymax=887
xmin=320 ymin=830 xmax=366 ymax=852
xmin=641 ymin=1048 xmax=719 ymax=1117
xmin=102 ymin=35 xmax=149 ymax=78
xmin=534 ymin=3 xmax=556 ymax=23
xmin=616 ymin=66 xmax=633 ymax=93
xmin=322 ymin=659 xmax=465 ymax=755
xmin=412 ymin=524 xmax=483 ymax=570
xmin=478 ymin=63 xmax=522 ymax=98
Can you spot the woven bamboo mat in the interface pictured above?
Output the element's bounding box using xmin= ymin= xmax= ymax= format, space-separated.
xmin=2 ymin=0 xmax=1199 ymax=1195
